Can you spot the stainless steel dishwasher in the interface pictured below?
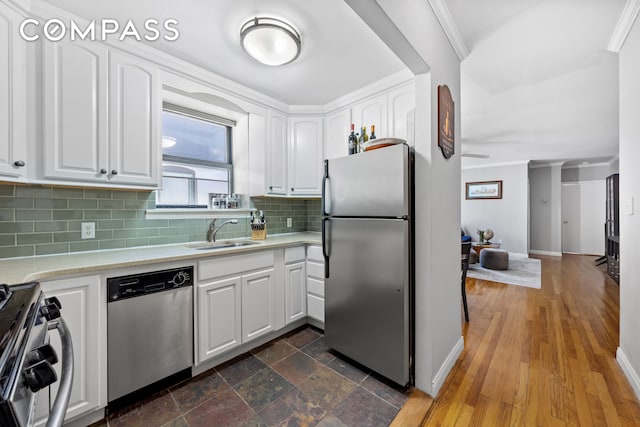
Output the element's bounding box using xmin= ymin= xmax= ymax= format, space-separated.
xmin=107 ymin=266 xmax=193 ymax=404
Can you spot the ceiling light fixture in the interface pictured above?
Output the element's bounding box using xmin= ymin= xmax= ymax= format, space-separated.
xmin=240 ymin=17 xmax=301 ymax=66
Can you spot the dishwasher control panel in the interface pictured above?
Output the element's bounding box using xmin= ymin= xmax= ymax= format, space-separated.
xmin=107 ymin=266 xmax=193 ymax=302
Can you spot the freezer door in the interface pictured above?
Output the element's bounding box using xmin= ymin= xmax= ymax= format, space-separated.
xmin=323 ymin=144 xmax=409 ymax=218
xmin=324 ymin=217 xmax=410 ymax=386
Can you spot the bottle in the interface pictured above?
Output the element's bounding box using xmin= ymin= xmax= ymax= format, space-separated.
xmin=348 ymin=124 xmax=357 ymax=155
xmin=370 ymin=125 xmax=376 ymax=140
xmin=359 ymin=127 xmax=369 ymax=152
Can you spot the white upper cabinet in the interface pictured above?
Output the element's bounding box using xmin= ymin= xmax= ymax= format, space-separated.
xmin=108 ymin=51 xmax=160 ymax=186
xmin=43 ymin=39 xmax=109 ymax=182
xmin=43 ymin=41 xmax=160 ymax=188
xmin=387 ymin=83 xmax=415 ymax=141
xmin=0 ymin=4 xmax=27 ymax=180
xmin=288 ymin=116 xmax=323 ymax=195
xmin=266 ymin=110 xmax=288 ymax=195
xmin=324 ymin=108 xmax=351 ymax=160
xmin=352 ymin=93 xmax=387 ymax=140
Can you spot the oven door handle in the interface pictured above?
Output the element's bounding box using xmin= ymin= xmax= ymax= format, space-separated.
xmin=46 ymin=317 xmax=74 ymax=427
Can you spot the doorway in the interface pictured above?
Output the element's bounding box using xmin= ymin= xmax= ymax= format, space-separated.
xmin=561 ymin=181 xmax=606 ymax=255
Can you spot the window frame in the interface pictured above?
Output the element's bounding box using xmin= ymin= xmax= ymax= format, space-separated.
xmin=158 ymin=102 xmax=236 ymax=208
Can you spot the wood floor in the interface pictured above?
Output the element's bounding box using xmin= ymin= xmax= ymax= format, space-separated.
xmin=394 ymin=254 xmax=640 ymax=426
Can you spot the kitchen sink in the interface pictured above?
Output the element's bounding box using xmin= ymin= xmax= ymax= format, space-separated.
xmin=186 ymin=241 xmax=261 ymax=250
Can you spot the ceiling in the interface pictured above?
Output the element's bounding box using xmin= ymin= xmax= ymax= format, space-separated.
xmin=44 ymin=0 xmax=406 ymax=105
xmin=446 ymin=0 xmax=626 ymax=167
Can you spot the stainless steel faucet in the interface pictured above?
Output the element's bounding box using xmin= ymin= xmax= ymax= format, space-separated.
xmin=208 ymin=219 xmax=239 ymax=242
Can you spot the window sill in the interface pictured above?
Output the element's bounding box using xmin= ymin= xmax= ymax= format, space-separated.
xmin=145 ymin=208 xmax=254 ymax=220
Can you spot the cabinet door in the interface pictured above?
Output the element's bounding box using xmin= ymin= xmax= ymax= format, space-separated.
xmin=0 ymin=4 xmax=27 ymax=179
xmin=266 ymin=110 xmax=288 ymax=194
xmin=43 ymin=39 xmax=109 ymax=182
xmin=324 ymin=108 xmax=351 ymax=160
xmin=196 ymin=276 xmax=242 ymax=365
xmin=288 ymin=117 xmax=323 ymax=195
xmin=38 ymin=275 xmax=105 ymax=424
xmin=285 ymin=261 xmax=306 ymax=324
xmin=352 ymin=94 xmax=387 ymax=139
xmin=109 ymin=51 xmax=160 ymax=186
xmin=242 ymin=268 xmax=276 ymax=342
xmin=387 ymin=84 xmax=415 ymax=141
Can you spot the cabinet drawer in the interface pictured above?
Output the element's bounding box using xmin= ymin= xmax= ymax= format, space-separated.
xmin=306 ymin=259 xmax=324 ymax=280
xmin=306 ymin=276 xmax=324 ymax=297
xmin=307 ymin=294 xmax=324 ymax=322
xmin=198 ymin=251 xmax=274 ymax=281
xmin=307 ymin=245 xmax=323 ymax=262
xmin=285 ymin=246 xmax=306 ymax=264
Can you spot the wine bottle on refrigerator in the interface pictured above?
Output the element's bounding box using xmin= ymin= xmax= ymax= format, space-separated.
xmin=359 ymin=127 xmax=369 ymax=152
xmin=348 ymin=124 xmax=357 ymax=155
xmin=370 ymin=125 xmax=377 ymax=140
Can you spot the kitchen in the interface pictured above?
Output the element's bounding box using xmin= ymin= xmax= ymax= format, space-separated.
xmin=0 ymin=0 xmax=463 ymax=426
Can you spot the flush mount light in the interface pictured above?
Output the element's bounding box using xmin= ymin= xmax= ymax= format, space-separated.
xmin=240 ymin=17 xmax=301 ymax=66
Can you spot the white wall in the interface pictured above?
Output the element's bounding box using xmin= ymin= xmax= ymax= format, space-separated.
xmin=562 ymin=163 xmax=614 ymax=182
xmin=349 ymin=0 xmax=462 ymax=396
xmin=529 ymin=165 xmax=562 ymax=255
xmin=462 ymin=163 xmax=529 ymax=255
xmin=617 ymin=12 xmax=640 ymax=401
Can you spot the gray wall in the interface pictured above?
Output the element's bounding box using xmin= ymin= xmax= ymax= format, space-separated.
xmin=619 ymin=14 xmax=640 ymax=401
xmin=0 ymin=184 xmax=320 ymax=258
xmin=462 ymin=163 xmax=529 ymax=255
xmin=529 ymin=165 xmax=562 ymax=255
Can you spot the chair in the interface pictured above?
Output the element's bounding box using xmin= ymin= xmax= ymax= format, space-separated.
xmin=461 ymin=242 xmax=471 ymax=322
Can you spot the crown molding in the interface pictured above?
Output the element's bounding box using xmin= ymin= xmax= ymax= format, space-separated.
xmin=608 ymin=154 xmax=620 ymax=165
xmin=561 ymin=162 xmax=611 ymax=170
xmin=608 ymin=0 xmax=640 ymax=52
xmin=427 ymin=0 xmax=469 ymax=61
xmin=529 ymin=162 xmax=564 ymax=169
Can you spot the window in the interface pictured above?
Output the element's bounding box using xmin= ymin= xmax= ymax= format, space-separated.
xmin=157 ymin=103 xmax=235 ymax=208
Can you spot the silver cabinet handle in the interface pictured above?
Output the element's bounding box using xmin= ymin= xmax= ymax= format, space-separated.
xmin=14 ymin=160 xmax=25 ymax=167
xmin=111 ymin=170 xmax=118 ymax=175
xmin=46 ymin=317 xmax=74 ymax=427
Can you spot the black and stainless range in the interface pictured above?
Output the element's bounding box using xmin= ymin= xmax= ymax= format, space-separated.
xmin=107 ymin=266 xmax=193 ymax=409
xmin=0 ymin=282 xmax=74 ymax=427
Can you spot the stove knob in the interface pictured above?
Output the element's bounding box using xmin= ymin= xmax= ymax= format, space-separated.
xmin=40 ymin=296 xmax=62 ymax=321
xmin=27 ymin=343 xmax=58 ymax=366
xmin=172 ymin=271 xmax=189 ymax=286
xmin=24 ymin=360 xmax=58 ymax=392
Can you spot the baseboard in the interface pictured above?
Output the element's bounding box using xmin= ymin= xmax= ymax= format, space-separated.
xmin=529 ymin=250 xmax=562 ymax=257
xmin=617 ymin=347 xmax=640 ymax=401
xmin=431 ymin=336 xmax=464 ymax=397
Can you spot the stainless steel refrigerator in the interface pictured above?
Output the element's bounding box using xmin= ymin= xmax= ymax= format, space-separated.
xmin=322 ymin=143 xmax=414 ymax=386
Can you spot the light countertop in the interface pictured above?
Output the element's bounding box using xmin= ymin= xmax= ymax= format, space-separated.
xmin=0 ymin=232 xmax=322 ymax=284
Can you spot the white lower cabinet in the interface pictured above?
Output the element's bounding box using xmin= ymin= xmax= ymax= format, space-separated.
xmin=242 ymin=268 xmax=276 ymax=341
xmin=195 ymin=251 xmax=277 ymax=366
xmin=34 ymin=275 xmax=106 ymax=426
xmin=196 ymin=276 xmax=242 ymax=364
xmin=284 ymin=247 xmax=306 ymax=324
xmin=306 ymin=245 xmax=325 ymax=324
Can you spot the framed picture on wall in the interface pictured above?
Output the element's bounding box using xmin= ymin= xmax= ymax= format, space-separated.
xmin=466 ymin=180 xmax=503 ymax=200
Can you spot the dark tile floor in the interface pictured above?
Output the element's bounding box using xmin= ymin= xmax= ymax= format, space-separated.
xmin=95 ymin=326 xmax=410 ymax=427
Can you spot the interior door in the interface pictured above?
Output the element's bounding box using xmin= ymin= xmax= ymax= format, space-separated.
xmin=562 ymin=181 xmax=606 ymax=255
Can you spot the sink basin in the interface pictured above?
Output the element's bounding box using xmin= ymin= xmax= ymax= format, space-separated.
xmin=186 ymin=241 xmax=261 ymax=250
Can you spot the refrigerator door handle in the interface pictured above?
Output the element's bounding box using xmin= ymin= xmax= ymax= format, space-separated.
xmin=322 ymin=160 xmax=331 ymax=215
xmin=322 ymin=218 xmax=331 ymax=278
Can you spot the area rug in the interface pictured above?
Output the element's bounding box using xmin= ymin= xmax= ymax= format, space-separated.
xmin=467 ymin=255 xmax=541 ymax=289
